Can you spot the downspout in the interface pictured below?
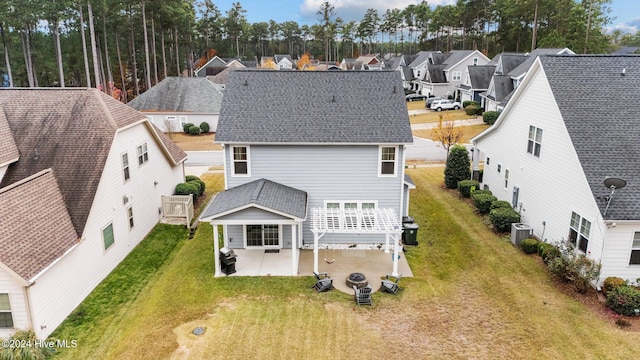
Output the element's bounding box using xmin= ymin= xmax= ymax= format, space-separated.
xmin=23 ymin=286 xmax=35 ymax=335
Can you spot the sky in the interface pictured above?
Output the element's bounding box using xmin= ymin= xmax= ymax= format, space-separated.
xmin=207 ymin=0 xmax=639 ymax=34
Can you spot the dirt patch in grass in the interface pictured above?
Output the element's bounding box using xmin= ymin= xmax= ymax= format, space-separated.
xmin=409 ymin=109 xmax=476 ymax=124
xmin=413 ymin=124 xmax=490 ymax=143
xmin=167 ymin=132 xmax=222 ymax=151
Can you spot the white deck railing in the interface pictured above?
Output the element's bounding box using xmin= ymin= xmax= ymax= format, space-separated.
xmin=161 ymin=194 xmax=194 ymax=228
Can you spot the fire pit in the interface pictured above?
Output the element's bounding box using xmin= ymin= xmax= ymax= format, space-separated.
xmin=346 ymin=272 xmax=368 ymax=289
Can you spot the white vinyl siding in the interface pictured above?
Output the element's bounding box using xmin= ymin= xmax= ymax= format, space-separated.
xmin=232 ymin=146 xmax=250 ymax=176
xmin=180 ymin=116 xmax=188 ymax=126
xmin=527 ymin=126 xmax=543 ymax=157
xmin=137 ymin=143 xmax=149 ymax=165
xmin=127 ymin=207 xmax=134 ymax=230
xmin=379 ymin=146 xmax=397 ymax=176
xmin=504 ymin=169 xmax=509 ymax=189
xmin=452 ymin=71 xmax=462 ymax=81
xmin=630 ymin=232 xmax=640 ymax=265
xmin=0 ymin=293 xmax=13 ymax=328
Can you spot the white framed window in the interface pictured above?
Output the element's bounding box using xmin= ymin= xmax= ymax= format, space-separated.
xmin=231 ymin=146 xmax=250 ymax=176
xmin=324 ymin=201 xmax=378 ymax=229
xmin=473 ymin=57 xmax=479 ymax=66
xmin=527 ymin=126 xmax=543 ymax=157
xmin=630 ymin=232 xmax=640 ymax=265
xmin=569 ymin=211 xmax=591 ymax=253
xmin=121 ymin=153 xmax=130 ymax=181
xmin=504 ymin=169 xmax=509 ymax=189
xmin=137 ymin=143 xmax=149 ymax=165
xmin=379 ymin=146 xmax=397 ymax=176
xmin=180 ymin=116 xmax=188 ymax=126
xmin=0 ymin=293 xmax=13 ymax=328
xmin=245 ymin=224 xmax=280 ymax=247
xmin=497 ymin=164 xmax=501 ymax=173
xmin=103 ymin=223 xmax=114 ymax=251
xmin=452 ymin=71 xmax=462 ymax=81
xmin=486 ymin=157 xmax=490 ymax=165
xmin=127 ymin=207 xmax=134 ymax=230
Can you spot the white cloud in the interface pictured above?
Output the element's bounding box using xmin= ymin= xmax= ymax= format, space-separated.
xmin=605 ymin=18 xmax=640 ymax=34
xmin=299 ymin=0 xmax=453 ymax=23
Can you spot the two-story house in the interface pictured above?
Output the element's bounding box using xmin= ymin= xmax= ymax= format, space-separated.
xmin=471 ymin=55 xmax=640 ymax=286
xmin=419 ymin=50 xmax=490 ymax=100
xmin=0 ymin=88 xmax=186 ymax=339
xmin=200 ymin=70 xmax=414 ymax=277
xmin=408 ymin=51 xmax=440 ymax=92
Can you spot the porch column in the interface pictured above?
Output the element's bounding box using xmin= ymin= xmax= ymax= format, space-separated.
xmin=392 ymin=234 xmax=400 ymax=277
xmin=313 ymin=232 xmax=319 ymax=274
xmin=291 ymin=223 xmax=297 ymax=276
xmin=384 ymin=233 xmax=390 ymax=253
xmin=213 ymin=223 xmax=221 ymax=277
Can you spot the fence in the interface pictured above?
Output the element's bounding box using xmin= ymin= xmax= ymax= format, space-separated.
xmin=161 ymin=194 xmax=194 ymax=228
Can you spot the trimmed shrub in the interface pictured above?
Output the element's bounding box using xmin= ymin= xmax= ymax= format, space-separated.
xmin=200 ymin=121 xmax=210 ymax=133
xmin=603 ymin=277 xmax=627 ymax=295
xmin=475 ymin=107 xmax=484 ymax=115
xmin=183 ymin=122 xmax=195 ymax=133
xmin=185 ymin=175 xmax=200 ymax=183
xmin=489 ymin=207 xmax=521 ymax=233
xmin=188 ymin=125 xmax=201 ymax=135
xmin=547 ymin=240 xmax=601 ymax=294
xmin=188 ymin=179 xmax=206 ymax=196
xmin=483 ymin=111 xmax=500 ymax=125
xmin=444 ymin=145 xmax=471 ymax=189
xmin=462 ymin=100 xmax=479 ymax=108
xmin=175 ymin=182 xmax=200 ymax=198
xmin=520 ymin=238 xmax=540 ymax=254
xmin=458 ymin=180 xmax=479 ymax=198
xmin=490 ymin=200 xmax=512 ymax=210
xmin=465 ymin=104 xmax=479 ymax=115
xmin=472 ymin=193 xmax=497 ymax=214
xmin=537 ymin=242 xmax=561 ymax=264
xmin=471 ymin=189 xmax=492 ymax=197
xmin=606 ymin=285 xmax=640 ymax=316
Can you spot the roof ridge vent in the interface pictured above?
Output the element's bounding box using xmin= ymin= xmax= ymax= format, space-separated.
xmin=250 ymin=179 xmax=266 ymax=202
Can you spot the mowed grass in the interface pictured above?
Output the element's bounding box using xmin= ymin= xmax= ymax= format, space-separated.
xmin=168 ymin=132 xmax=222 ymax=151
xmin=413 ymin=123 xmax=490 ymax=143
xmin=409 ymin=109 xmax=476 ymax=124
xmin=53 ymin=169 xmax=640 ymax=359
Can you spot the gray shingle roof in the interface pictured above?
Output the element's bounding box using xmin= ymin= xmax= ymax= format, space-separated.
xmin=441 ymin=50 xmax=475 ymax=70
xmin=467 ymin=65 xmax=496 ymax=89
xmin=200 ymin=179 xmax=308 ymax=220
xmin=408 ymin=51 xmax=438 ymax=68
xmin=611 ymin=46 xmax=639 ymax=55
xmin=491 ymin=75 xmax=515 ymax=102
xmin=426 ymin=64 xmax=447 ymax=83
xmin=541 ymin=55 xmax=640 ymax=220
xmin=401 ymin=66 xmax=414 ymax=81
xmin=509 ymin=48 xmax=572 ymax=78
xmin=0 ymin=105 xmax=18 ymax=165
xmin=0 ymin=169 xmax=78 ymax=281
xmin=128 ymin=77 xmax=223 ymax=114
xmin=216 ymin=70 xmax=413 ymax=144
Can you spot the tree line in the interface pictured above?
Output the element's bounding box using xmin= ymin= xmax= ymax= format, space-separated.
xmin=0 ymin=0 xmax=623 ymax=101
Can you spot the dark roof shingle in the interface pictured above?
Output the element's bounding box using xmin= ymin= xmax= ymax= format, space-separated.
xmin=128 ymin=77 xmax=223 ymax=113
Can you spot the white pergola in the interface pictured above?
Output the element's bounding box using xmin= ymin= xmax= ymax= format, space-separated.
xmin=309 ymin=207 xmax=403 ymax=276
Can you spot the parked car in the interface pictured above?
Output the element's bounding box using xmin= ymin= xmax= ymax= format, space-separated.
xmin=405 ymin=93 xmax=427 ymax=102
xmin=426 ymin=96 xmax=443 ymax=108
xmin=430 ymin=99 xmax=461 ymax=111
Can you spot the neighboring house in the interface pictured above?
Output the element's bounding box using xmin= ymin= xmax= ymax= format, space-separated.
xmin=612 ymin=46 xmax=639 ymax=55
xmin=207 ymin=61 xmax=246 ymax=89
xmin=354 ymin=54 xmax=383 ymax=70
xmin=194 ymin=55 xmax=227 ymax=77
xmin=261 ymin=55 xmax=294 ymax=70
xmin=471 ymin=55 xmax=640 ymax=286
xmin=128 ymin=77 xmax=223 ymax=133
xmin=458 ymin=65 xmax=496 ymax=105
xmin=0 ymin=88 xmax=187 ymax=339
xmin=200 ymin=70 xmax=414 ymax=277
xmin=419 ymin=50 xmax=491 ymax=99
xmin=482 ymin=48 xmax=574 ymax=111
xmin=384 ymin=55 xmax=418 ymax=90
xmin=339 ymin=58 xmax=363 ymax=70
xmin=408 ymin=51 xmax=440 ymax=92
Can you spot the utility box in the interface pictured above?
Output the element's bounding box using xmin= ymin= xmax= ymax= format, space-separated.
xmin=511 ymin=223 xmax=533 ymax=247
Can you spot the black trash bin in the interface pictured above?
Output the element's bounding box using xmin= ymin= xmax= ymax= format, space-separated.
xmin=402 ymin=216 xmax=415 ymax=224
xmin=402 ymin=223 xmax=419 ymax=245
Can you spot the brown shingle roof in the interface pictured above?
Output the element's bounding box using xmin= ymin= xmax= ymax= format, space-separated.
xmin=0 ymin=105 xmax=19 ymax=165
xmin=0 ymin=169 xmax=78 ymax=281
xmin=0 ymin=88 xmax=185 ymax=237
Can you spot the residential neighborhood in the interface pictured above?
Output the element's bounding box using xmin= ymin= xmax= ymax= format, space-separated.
xmin=1 ymin=0 xmax=640 ymax=358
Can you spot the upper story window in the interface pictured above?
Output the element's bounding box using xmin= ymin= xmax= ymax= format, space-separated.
xmin=379 ymin=146 xmax=397 ymax=176
xmin=473 ymin=57 xmax=479 ymax=66
xmin=452 ymin=71 xmax=462 ymax=81
xmin=232 ymin=146 xmax=250 ymax=176
xmin=137 ymin=143 xmax=149 ymax=165
xmin=121 ymin=153 xmax=130 ymax=181
xmin=103 ymin=223 xmax=115 ymax=251
xmin=630 ymin=232 xmax=640 ymax=265
xmin=527 ymin=126 xmax=543 ymax=157
xmin=0 ymin=293 xmax=13 ymax=328
xmin=569 ymin=211 xmax=591 ymax=253
xmin=504 ymin=169 xmax=509 ymax=189
xmin=127 ymin=207 xmax=134 ymax=230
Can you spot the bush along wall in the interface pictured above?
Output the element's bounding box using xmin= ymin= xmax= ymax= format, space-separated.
xmin=472 ymin=192 xmax=497 ymax=214
xmin=483 ymin=111 xmax=500 ymax=125
xmin=458 ymin=180 xmax=479 ymax=198
xmin=489 ymin=207 xmax=521 ymax=232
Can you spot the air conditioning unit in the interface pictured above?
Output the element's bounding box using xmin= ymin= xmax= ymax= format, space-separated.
xmin=511 ymin=223 xmax=532 ymax=247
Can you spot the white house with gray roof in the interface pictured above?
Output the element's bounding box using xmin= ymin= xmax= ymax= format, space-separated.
xmin=0 ymin=88 xmax=186 ymax=339
xmin=418 ymin=50 xmax=490 ymax=100
xmin=128 ymin=77 xmax=223 ymax=133
xmin=200 ymin=70 xmax=415 ymax=277
xmin=472 ymin=55 xmax=640 ymax=286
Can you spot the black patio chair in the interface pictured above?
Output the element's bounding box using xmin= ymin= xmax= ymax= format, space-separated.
xmin=353 ymin=285 xmax=373 ymax=306
xmin=312 ymin=272 xmax=333 ymax=292
xmin=380 ymin=274 xmax=402 ymax=295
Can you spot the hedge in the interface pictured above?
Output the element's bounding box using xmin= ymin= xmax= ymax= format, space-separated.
xmin=183 ymin=122 xmax=194 ymax=134
xmin=188 ymin=125 xmax=201 ymax=135
xmin=175 ymin=182 xmax=200 ymax=198
xmin=458 ymin=180 xmax=479 ymax=198
xmin=606 ymin=285 xmax=640 ymax=316
xmin=537 ymin=242 xmax=561 ymax=264
xmin=490 ymin=200 xmax=512 ymax=210
xmin=472 ymin=192 xmax=497 ymax=214
xmin=520 ymin=238 xmax=540 ymax=254
xmin=483 ymin=111 xmax=500 ymax=125
xmin=200 ymin=122 xmax=210 ymax=133
xmin=489 ymin=207 xmax=521 ymax=233
xmin=465 ymin=104 xmax=479 ymax=116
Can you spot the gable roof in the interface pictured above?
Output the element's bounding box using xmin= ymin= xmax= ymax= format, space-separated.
xmin=128 ymin=77 xmax=223 ymax=114
xmin=200 ymin=178 xmax=308 ymax=220
xmin=216 ymin=70 xmax=413 ymax=144
xmin=195 ymin=56 xmax=227 ymax=76
xmin=540 ymin=55 xmax=640 ymax=220
xmin=467 ymin=65 xmax=496 ymax=89
xmin=408 ymin=51 xmax=439 ymax=68
xmin=0 ymin=169 xmax=78 ymax=282
xmin=274 ymin=54 xmax=293 ymax=64
xmin=497 ymin=53 xmax=528 ymax=74
xmin=0 ymin=105 xmax=18 ymax=166
xmin=489 ymin=75 xmax=514 ymax=101
xmin=0 ymin=88 xmax=185 ymax=237
xmin=509 ymin=48 xmax=573 ymax=78
xmin=426 ymin=64 xmax=447 ymax=83
xmin=441 ymin=50 xmax=479 ymax=71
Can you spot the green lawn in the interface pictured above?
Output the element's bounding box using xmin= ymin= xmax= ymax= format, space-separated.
xmin=52 ymin=169 xmax=640 ymax=359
